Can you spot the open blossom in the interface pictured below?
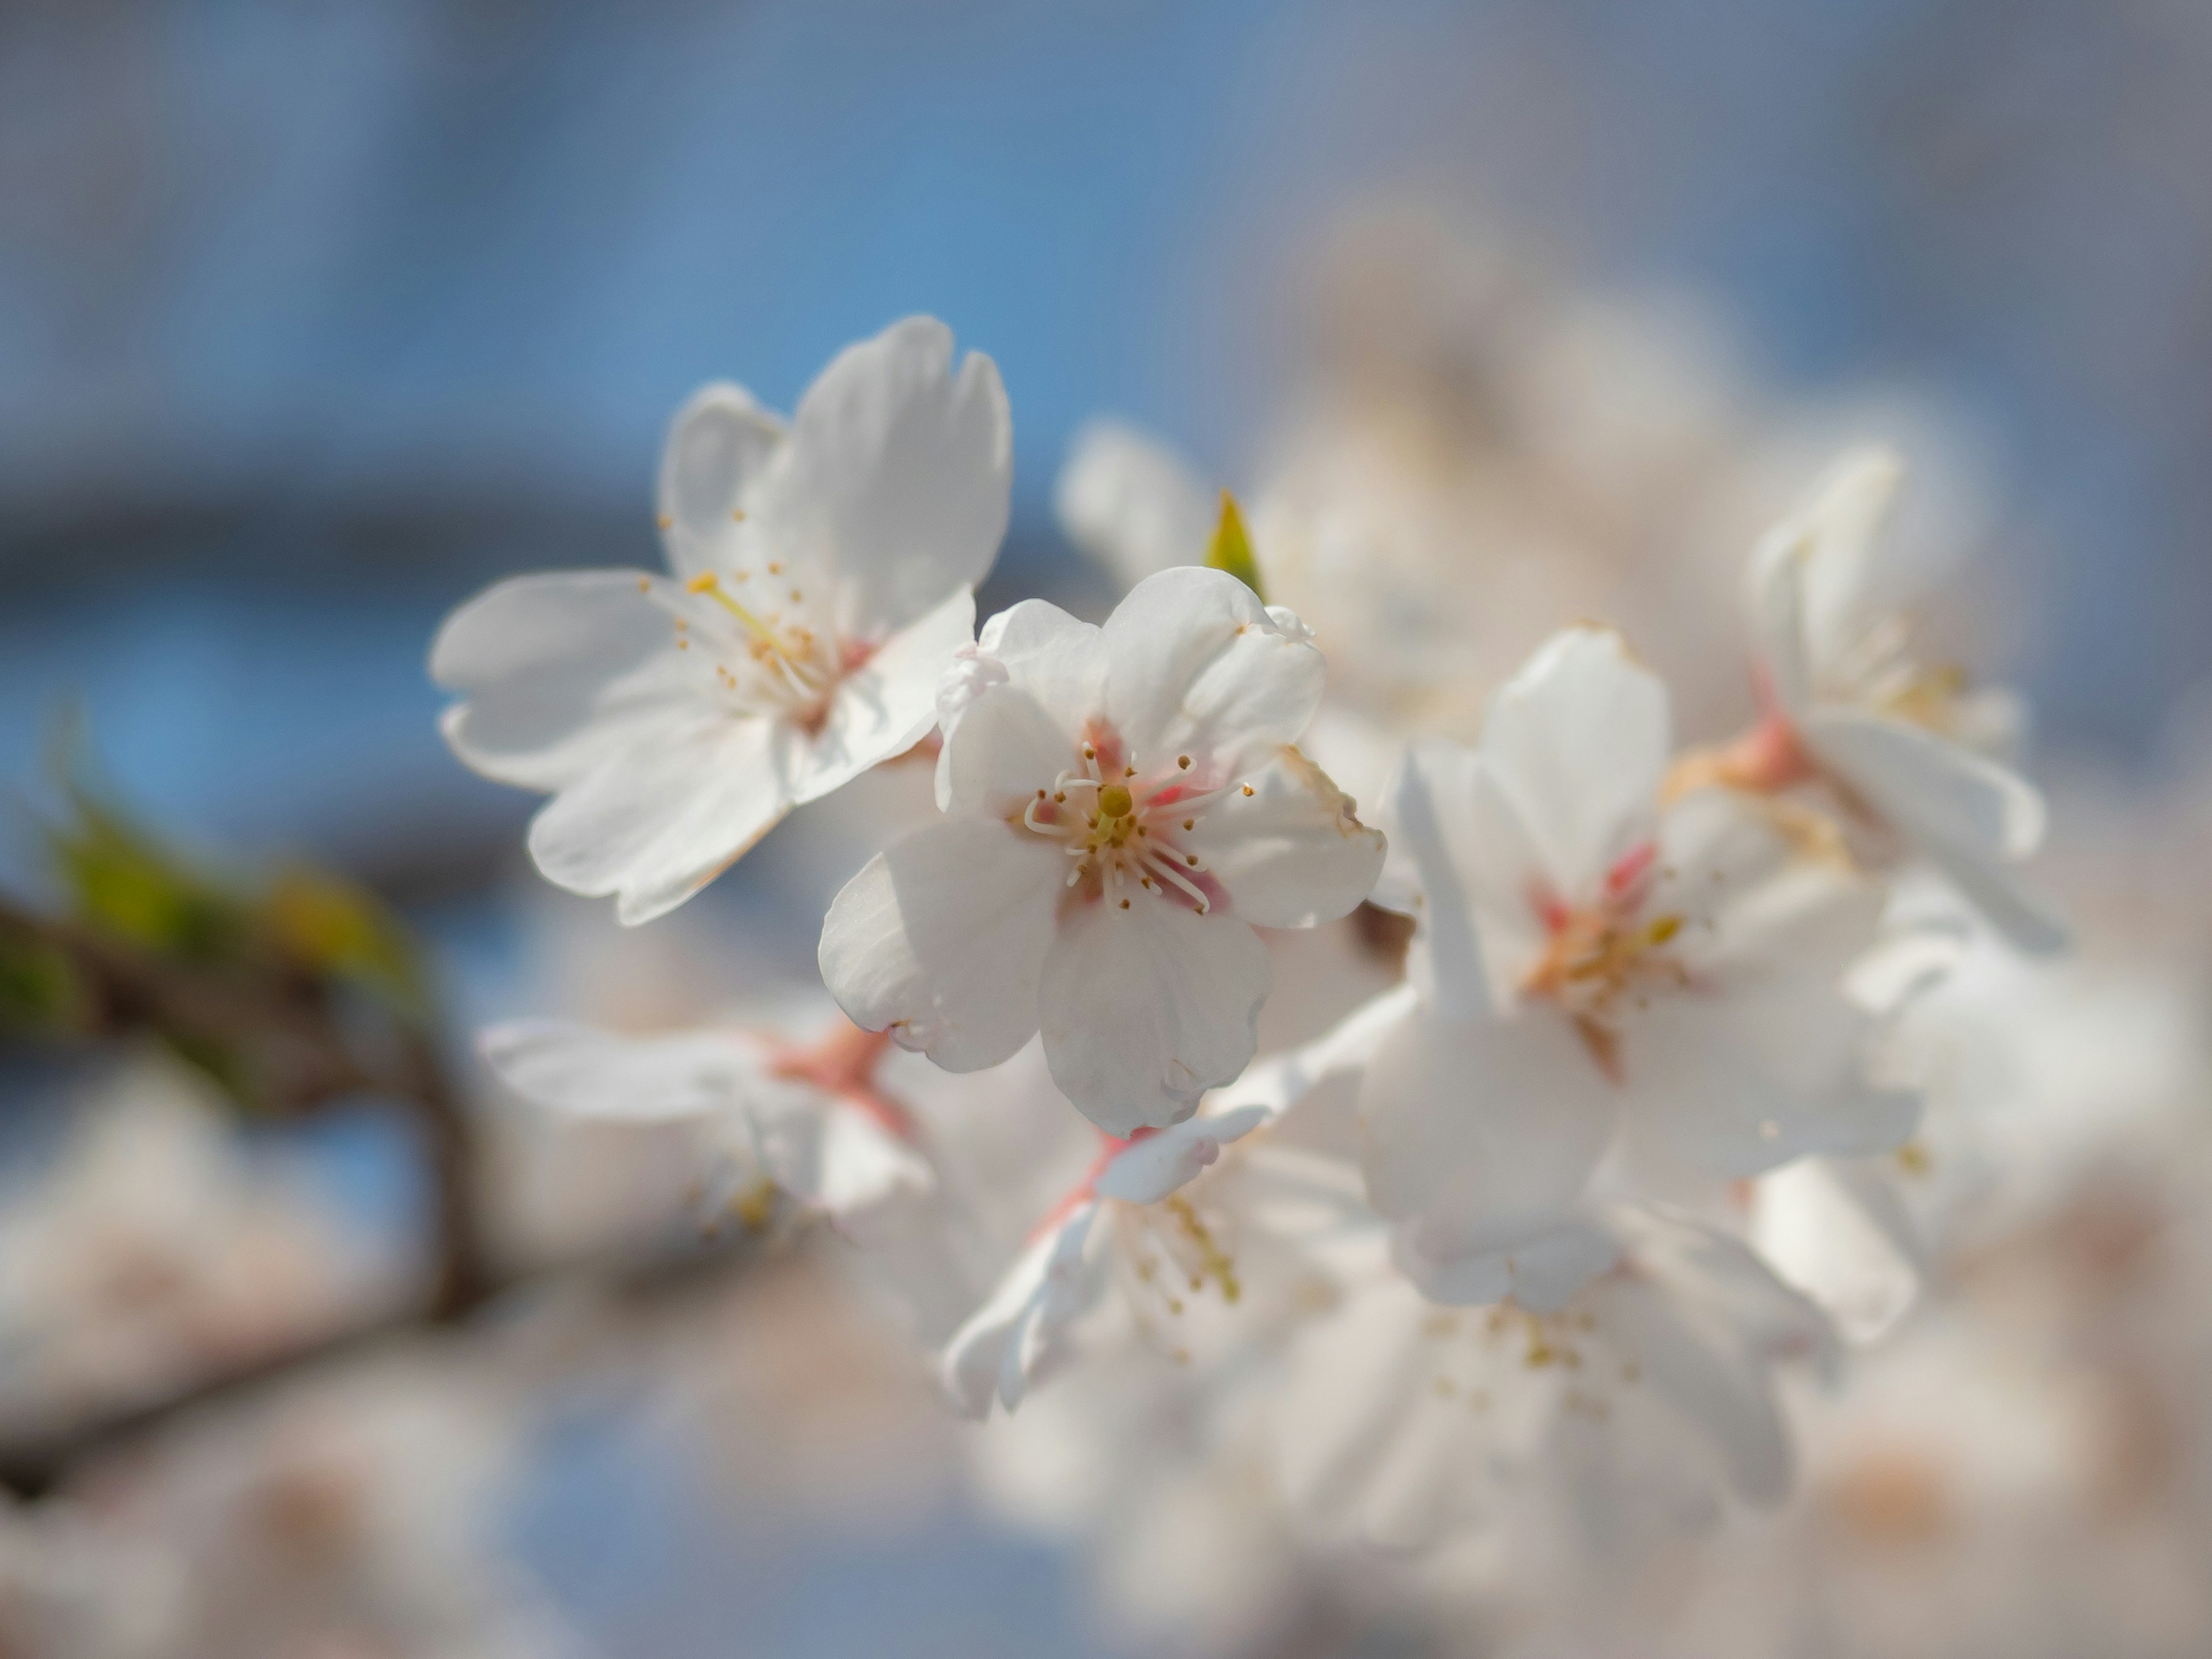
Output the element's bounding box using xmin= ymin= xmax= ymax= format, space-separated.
xmin=479 ymin=1014 xmax=931 ymax=1237
xmin=431 ymin=317 xmax=1011 ymax=923
xmin=820 ymin=566 xmax=1387 ymax=1135
xmin=940 ymin=996 xmax=1402 ymax=1418
xmin=1270 ymin=1206 xmax=1839 ymax=1552
xmin=1728 ymin=447 xmax=2063 ymax=951
xmin=1359 ymin=627 xmax=1916 ymax=1297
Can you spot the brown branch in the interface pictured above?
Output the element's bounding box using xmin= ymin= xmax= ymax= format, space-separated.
xmin=0 ymin=895 xmax=507 ymax=1486
xmin=0 ymin=1225 xmax=768 ymax=1500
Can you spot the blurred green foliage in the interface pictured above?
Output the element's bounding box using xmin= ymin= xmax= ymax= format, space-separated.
xmin=0 ymin=753 xmax=434 ymax=1115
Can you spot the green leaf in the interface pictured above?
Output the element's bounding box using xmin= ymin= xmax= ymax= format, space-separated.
xmin=1205 ymin=490 xmax=1266 ymax=601
xmin=263 ymin=865 xmax=430 ymax=1020
xmin=0 ymin=927 xmax=87 ymax=1036
xmin=47 ymin=787 xmax=248 ymax=963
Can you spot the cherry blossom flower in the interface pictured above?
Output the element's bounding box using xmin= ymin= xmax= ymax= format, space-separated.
xmin=1358 ymin=627 xmax=1917 ymax=1295
xmin=479 ymin=1014 xmax=931 ymax=1238
xmin=1720 ymin=447 xmax=2064 ymax=951
xmin=820 ymin=566 xmax=1387 ymax=1135
xmin=1269 ymin=1206 xmax=1839 ymax=1552
xmin=940 ymin=994 xmax=1404 ymax=1418
xmin=432 ymin=317 xmax=1011 ymax=923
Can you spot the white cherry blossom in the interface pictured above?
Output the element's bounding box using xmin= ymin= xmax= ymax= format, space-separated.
xmin=1269 ymin=1206 xmax=1839 ymax=1553
xmin=479 ymin=1014 xmax=931 ymax=1238
xmin=1358 ymin=627 xmax=1916 ymax=1291
xmin=820 ymin=566 xmax=1387 ymax=1135
xmin=940 ymin=994 xmax=1404 ymax=1418
xmin=1730 ymin=446 xmax=2064 ymax=951
xmin=432 ymin=317 xmax=1011 ymax=923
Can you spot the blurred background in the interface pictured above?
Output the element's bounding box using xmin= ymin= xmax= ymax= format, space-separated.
xmin=4 ymin=2 xmax=2212 ymax=1654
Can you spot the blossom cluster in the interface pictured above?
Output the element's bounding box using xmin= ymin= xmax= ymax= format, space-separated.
xmin=434 ymin=313 xmax=2064 ymax=1567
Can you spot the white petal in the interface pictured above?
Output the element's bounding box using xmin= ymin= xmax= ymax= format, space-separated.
xmin=1054 ymin=419 xmax=1217 ymax=589
xmin=656 ymin=381 xmax=787 ymax=578
xmin=1184 ymin=746 xmax=1385 ymax=927
xmin=431 ymin=571 xmax=689 ymax=791
xmin=774 ymin=316 xmax=1012 ymax=642
xmin=1916 ymin=838 xmax=2069 ymax=956
xmin=1208 ymin=980 xmax=1419 ymax=1126
xmin=1586 ymin=1272 xmax=1797 ymax=1506
xmin=1391 ymin=1216 xmax=1619 ymax=1312
xmin=1357 ymin=1005 xmax=1619 ymax=1249
xmin=1594 ymin=1211 xmax=1838 ymax=1503
xmin=525 ymin=710 xmax=794 ymax=925
xmin=1478 ymin=626 xmax=1669 ymax=902
xmin=1623 ymin=991 xmax=1919 ymax=1178
xmin=1099 ymin=567 xmax=1325 ymax=783
xmin=1092 ymin=1104 xmax=1272 ymax=1205
xmin=1753 ymin=1157 xmax=1922 ymax=1343
xmin=940 ymin=1205 xmax=1103 ymax=1418
xmin=1789 ymin=446 xmax=1907 ymax=686
xmin=1803 ymin=705 xmax=2046 ymax=860
xmin=1379 ymin=738 xmax=1545 ymax=1017
xmin=1801 ymin=707 xmax=2063 ymax=952
xmin=793 ymin=585 xmax=974 ymax=806
xmin=940 ymin=684 xmax=1077 ymax=821
xmin=1039 ymin=897 xmax=1271 ymax=1136
xmin=756 ymin=1099 xmax=934 ymax=1226
xmin=1634 ymin=800 xmax=1914 ymax=1174
xmin=1743 ymin=511 xmax=1813 ymax=715
xmin=819 ymin=817 xmax=1064 ymax=1072
xmin=478 ymin=1020 xmax=763 ymax=1122
xmin=970 ymin=599 xmax=1109 ymax=740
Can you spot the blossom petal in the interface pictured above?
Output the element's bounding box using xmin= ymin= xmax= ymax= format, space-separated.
xmin=774 ymin=316 xmax=1012 ymax=642
xmin=1039 ymin=899 xmax=1271 ymax=1135
xmin=525 ymin=709 xmax=794 ymax=925
xmin=1391 ymin=1216 xmax=1619 ymax=1313
xmin=431 ymin=571 xmax=688 ymax=791
xmin=1478 ymin=626 xmax=1669 ymax=903
xmin=1207 ymin=980 xmax=1419 ymax=1126
xmin=1184 ymin=746 xmax=1386 ymax=927
xmin=756 ymin=1099 xmax=934 ymax=1226
xmin=819 ymin=817 xmax=1065 ymax=1071
xmin=1753 ymin=1157 xmax=1923 ymax=1343
xmin=1357 ymin=1005 xmax=1619 ymax=1250
xmin=478 ymin=1020 xmax=762 ymax=1122
xmin=1802 ymin=706 xmax=2046 ymax=861
xmin=656 ymin=381 xmax=788 ymax=579
xmin=1622 ymin=991 xmax=1919 ymax=1177
xmin=1744 ymin=513 xmax=1813 ymax=715
xmin=974 ymin=599 xmax=1110 ymax=744
xmin=1054 ymin=419 xmax=1217 ymax=589
xmin=793 ymin=585 xmax=974 ymax=806
xmin=1786 ymin=446 xmax=1907 ymax=687
xmin=1800 ymin=706 xmax=2063 ymax=951
xmin=940 ymin=1204 xmax=1103 ymax=1418
xmin=1379 ymin=738 xmax=1499 ymax=1017
xmin=1100 ymin=567 xmax=1325 ymax=783
xmin=1092 ymin=1105 xmax=1272 ymax=1205
xmin=941 ymin=684 xmax=1078 ymax=821
xmin=1592 ymin=1211 xmax=1838 ymax=1504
